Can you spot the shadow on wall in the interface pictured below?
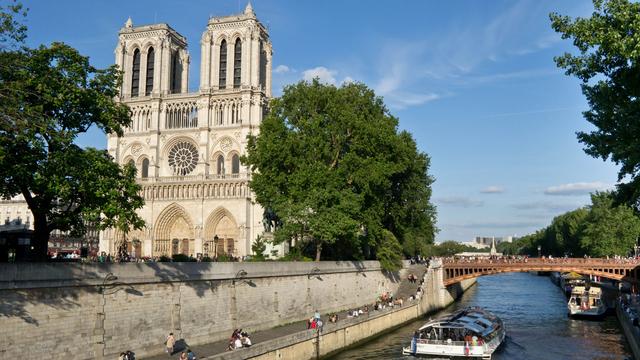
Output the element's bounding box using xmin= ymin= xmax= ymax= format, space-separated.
xmin=0 ymin=260 xmax=391 ymax=324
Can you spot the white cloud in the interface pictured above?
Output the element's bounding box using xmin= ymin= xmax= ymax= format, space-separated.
xmin=512 ymin=201 xmax=585 ymax=212
xmin=342 ymin=76 xmax=355 ymax=84
xmin=452 ymin=220 xmax=543 ymax=229
xmin=302 ymin=66 xmax=337 ymax=85
xmin=274 ymin=65 xmax=290 ymax=74
xmin=480 ymin=186 xmax=504 ymax=194
xmin=435 ymin=196 xmax=484 ymax=208
xmin=544 ymin=182 xmax=613 ymax=196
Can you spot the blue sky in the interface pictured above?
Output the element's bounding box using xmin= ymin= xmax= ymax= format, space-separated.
xmin=20 ymin=0 xmax=620 ymax=242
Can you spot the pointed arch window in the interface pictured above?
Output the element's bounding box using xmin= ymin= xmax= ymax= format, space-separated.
xmin=141 ymin=158 xmax=150 ymax=178
xmin=145 ymin=47 xmax=155 ymax=95
xmin=259 ymin=41 xmax=267 ymax=89
xmin=233 ymin=39 xmax=242 ymax=88
xmin=216 ymin=155 xmax=225 ymax=175
xmin=219 ymin=40 xmax=227 ymax=89
xmin=131 ymin=49 xmax=141 ymax=97
xmin=231 ymin=154 xmax=240 ymax=174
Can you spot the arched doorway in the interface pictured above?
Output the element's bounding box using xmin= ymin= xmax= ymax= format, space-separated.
xmin=154 ymin=203 xmax=195 ymax=257
xmin=204 ymin=208 xmax=239 ymax=258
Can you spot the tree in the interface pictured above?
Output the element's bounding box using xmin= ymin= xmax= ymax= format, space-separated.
xmin=580 ymin=191 xmax=640 ymax=256
xmin=244 ymin=80 xmax=436 ymax=268
xmin=551 ymin=0 xmax=640 ymax=208
xmin=0 ymin=10 xmax=144 ymax=259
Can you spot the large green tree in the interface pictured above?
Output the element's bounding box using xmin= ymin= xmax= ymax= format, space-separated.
xmin=581 ymin=191 xmax=640 ymax=256
xmin=243 ymin=80 xmax=436 ymax=268
xmin=0 ymin=6 xmax=144 ymax=259
xmin=551 ymin=0 xmax=640 ymax=208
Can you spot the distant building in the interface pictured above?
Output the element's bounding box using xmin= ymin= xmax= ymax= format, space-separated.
xmin=0 ymin=196 xmax=100 ymax=259
xmin=474 ymin=235 xmax=517 ymax=247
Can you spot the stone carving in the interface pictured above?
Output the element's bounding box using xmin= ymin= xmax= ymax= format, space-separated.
xmin=234 ymin=131 xmax=241 ymax=139
xmin=146 ymin=138 xmax=151 ymax=144
xmin=131 ymin=143 xmax=143 ymax=156
xmin=220 ymin=137 xmax=233 ymax=152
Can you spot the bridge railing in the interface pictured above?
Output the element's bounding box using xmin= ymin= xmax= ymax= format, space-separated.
xmin=441 ymin=257 xmax=640 ymax=267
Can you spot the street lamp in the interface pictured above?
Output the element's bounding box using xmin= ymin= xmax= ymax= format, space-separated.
xmin=538 ymin=245 xmax=542 ymax=258
xmin=214 ymin=235 xmax=219 ymax=259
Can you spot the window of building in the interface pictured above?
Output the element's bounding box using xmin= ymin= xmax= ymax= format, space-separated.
xmin=131 ymin=49 xmax=140 ymax=97
xmin=145 ymin=47 xmax=154 ymax=96
xmin=259 ymin=41 xmax=267 ymax=89
xmin=216 ymin=155 xmax=225 ymax=175
xmin=168 ymin=142 xmax=199 ymax=176
xmin=171 ymin=51 xmax=181 ymax=93
xmin=141 ymin=158 xmax=149 ymax=178
xmin=234 ymin=39 xmax=241 ymax=88
xmin=219 ymin=40 xmax=227 ymax=89
xmin=231 ymin=154 xmax=239 ymax=174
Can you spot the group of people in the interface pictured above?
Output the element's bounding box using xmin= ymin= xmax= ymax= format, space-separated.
xmin=227 ymin=329 xmax=252 ymax=350
xmin=117 ymin=351 xmax=135 ymax=360
xmin=307 ymin=311 xmax=324 ymax=330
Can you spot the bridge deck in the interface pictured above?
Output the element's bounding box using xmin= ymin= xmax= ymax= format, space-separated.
xmin=442 ymin=258 xmax=640 ymax=286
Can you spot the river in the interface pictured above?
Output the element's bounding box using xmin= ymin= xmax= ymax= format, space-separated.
xmin=327 ymin=272 xmax=632 ymax=360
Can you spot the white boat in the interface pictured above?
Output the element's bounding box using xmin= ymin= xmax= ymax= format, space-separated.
xmin=567 ymin=285 xmax=606 ymax=317
xmin=402 ymin=307 xmax=506 ymax=359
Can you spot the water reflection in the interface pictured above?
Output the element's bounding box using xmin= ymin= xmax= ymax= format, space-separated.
xmin=327 ymin=273 xmax=631 ymax=360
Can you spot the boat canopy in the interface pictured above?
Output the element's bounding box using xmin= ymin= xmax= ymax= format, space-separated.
xmin=418 ymin=308 xmax=501 ymax=336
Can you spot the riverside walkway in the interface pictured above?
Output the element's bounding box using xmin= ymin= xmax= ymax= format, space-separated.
xmin=144 ymin=264 xmax=429 ymax=360
xmin=443 ymin=257 xmax=640 ymax=286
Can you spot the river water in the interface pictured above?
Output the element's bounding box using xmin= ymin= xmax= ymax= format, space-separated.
xmin=327 ymin=272 xmax=632 ymax=360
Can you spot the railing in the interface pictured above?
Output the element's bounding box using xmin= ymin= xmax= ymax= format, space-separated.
xmin=442 ymin=257 xmax=640 ymax=266
xmin=138 ymin=173 xmax=249 ymax=183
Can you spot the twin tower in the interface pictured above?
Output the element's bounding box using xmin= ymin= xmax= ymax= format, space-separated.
xmin=114 ymin=2 xmax=272 ymax=99
xmin=101 ymin=4 xmax=277 ymax=259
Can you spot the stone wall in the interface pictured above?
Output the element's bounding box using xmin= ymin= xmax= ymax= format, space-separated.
xmin=0 ymin=261 xmax=404 ymax=360
xmin=203 ymin=263 xmax=477 ymax=360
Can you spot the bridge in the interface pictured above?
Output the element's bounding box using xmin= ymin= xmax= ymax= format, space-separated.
xmin=442 ymin=258 xmax=640 ymax=286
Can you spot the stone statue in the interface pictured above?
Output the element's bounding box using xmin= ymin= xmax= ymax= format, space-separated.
xmin=262 ymin=208 xmax=280 ymax=233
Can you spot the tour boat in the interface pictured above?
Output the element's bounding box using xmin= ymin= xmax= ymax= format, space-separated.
xmin=402 ymin=307 xmax=506 ymax=359
xmin=567 ymin=285 xmax=606 ymax=317
xmin=559 ymin=272 xmax=585 ymax=298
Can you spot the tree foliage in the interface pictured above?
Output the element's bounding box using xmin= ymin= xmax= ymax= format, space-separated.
xmin=551 ymin=0 xmax=640 ymax=208
xmin=505 ymin=192 xmax=640 ymax=257
xmin=243 ymin=80 xmax=437 ymax=269
xmin=0 ymin=7 xmax=144 ymax=259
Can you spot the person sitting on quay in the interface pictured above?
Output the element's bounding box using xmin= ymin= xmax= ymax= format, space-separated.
xmin=241 ymin=333 xmax=252 ymax=347
xmin=329 ymin=313 xmax=338 ymax=323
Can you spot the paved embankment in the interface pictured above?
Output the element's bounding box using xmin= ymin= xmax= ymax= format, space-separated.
xmin=146 ymin=261 xmax=477 ymax=360
xmin=617 ymin=298 xmax=640 ymax=360
xmin=0 ymin=261 xmax=407 ymax=360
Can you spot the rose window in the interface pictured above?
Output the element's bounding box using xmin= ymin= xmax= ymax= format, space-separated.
xmin=168 ymin=141 xmax=198 ymax=175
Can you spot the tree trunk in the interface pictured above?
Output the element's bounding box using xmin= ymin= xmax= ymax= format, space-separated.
xmin=315 ymin=242 xmax=322 ymax=262
xmin=32 ymin=212 xmax=50 ymax=261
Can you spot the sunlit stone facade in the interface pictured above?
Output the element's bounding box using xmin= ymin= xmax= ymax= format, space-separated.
xmin=100 ymin=4 xmax=273 ymax=258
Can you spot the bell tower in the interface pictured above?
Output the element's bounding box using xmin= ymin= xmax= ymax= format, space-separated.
xmin=199 ymin=3 xmax=272 ymax=96
xmin=115 ymin=17 xmax=190 ymax=98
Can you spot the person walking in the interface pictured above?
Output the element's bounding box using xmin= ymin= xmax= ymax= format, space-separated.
xmin=165 ymin=332 xmax=176 ymax=355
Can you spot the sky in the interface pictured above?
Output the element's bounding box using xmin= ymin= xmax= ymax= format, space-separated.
xmin=20 ymin=0 xmax=621 ymax=243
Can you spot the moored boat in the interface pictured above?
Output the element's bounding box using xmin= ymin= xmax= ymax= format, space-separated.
xmin=402 ymin=307 xmax=506 ymax=359
xmin=567 ymin=285 xmax=606 ymax=317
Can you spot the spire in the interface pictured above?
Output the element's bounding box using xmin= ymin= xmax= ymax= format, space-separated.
xmin=490 ymin=238 xmax=497 ymax=256
xmin=125 ymin=17 xmax=133 ymax=28
xmin=244 ymin=2 xmax=255 ymax=16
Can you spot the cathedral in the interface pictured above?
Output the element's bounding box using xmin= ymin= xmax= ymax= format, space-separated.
xmin=99 ymin=3 xmax=273 ymax=259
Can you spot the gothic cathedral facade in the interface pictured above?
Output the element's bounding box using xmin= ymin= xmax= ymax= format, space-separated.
xmin=99 ymin=4 xmax=272 ymax=259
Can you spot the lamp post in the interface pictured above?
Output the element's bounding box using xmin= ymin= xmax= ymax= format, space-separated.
xmin=214 ymin=235 xmax=219 ymax=259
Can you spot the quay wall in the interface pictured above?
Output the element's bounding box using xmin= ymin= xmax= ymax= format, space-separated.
xmin=617 ymin=305 xmax=640 ymax=360
xmin=203 ymin=262 xmax=477 ymax=360
xmin=0 ymin=261 xmax=406 ymax=360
